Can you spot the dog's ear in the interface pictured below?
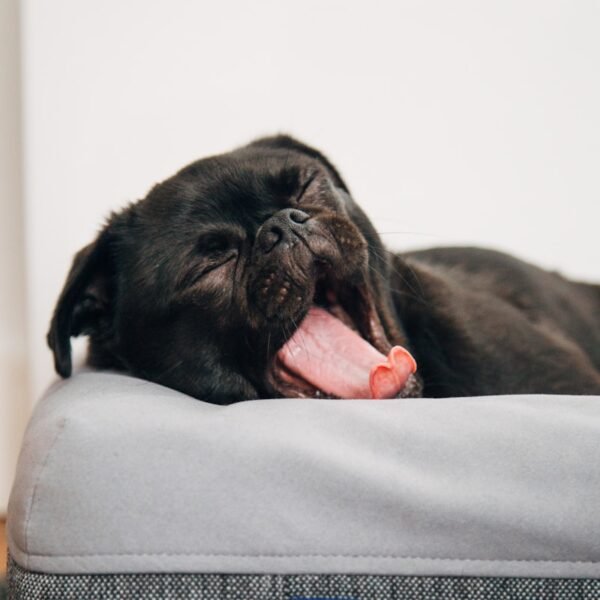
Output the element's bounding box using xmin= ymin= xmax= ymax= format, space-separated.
xmin=249 ymin=134 xmax=350 ymax=193
xmin=47 ymin=221 xmax=121 ymax=378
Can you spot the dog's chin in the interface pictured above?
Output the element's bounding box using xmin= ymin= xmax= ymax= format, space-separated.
xmin=264 ymin=270 xmax=422 ymax=400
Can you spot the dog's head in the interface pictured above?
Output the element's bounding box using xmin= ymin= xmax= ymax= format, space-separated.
xmin=48 ymin=136 xmax=421 ymax=403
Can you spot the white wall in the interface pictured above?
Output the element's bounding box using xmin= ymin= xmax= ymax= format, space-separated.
xmin=1 ymin=0 xmax=28 ymax=514
xmin=22 ymin=0 xmax=600 ymax=403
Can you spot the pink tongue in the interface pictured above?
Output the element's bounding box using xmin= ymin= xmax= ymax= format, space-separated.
xmin=277 ymin=307 xmax=416 ymax=399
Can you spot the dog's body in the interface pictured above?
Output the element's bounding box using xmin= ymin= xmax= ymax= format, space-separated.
xmin=392 ymin=247 xmax=600 ymax=396
xmin=48 ymin=136 xmax=600 ymax=402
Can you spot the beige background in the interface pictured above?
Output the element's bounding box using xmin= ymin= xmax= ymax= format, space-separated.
xmin=1 ymin=0 xmax=28 ymax=517
xmin=1 ymin=0 xmax=599 ymax=512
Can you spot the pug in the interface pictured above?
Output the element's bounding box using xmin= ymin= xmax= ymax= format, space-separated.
xmin=47 ymin=136 xmax=600 ymax=403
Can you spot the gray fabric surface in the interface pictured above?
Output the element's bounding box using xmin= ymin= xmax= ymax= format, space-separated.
xmin=7 ymin=556 xmax=600 ymax=600
xmin=7 ymin=371 xmax=600 ymax=577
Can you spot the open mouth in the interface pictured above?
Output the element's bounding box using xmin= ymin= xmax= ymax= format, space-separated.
xmin=268 ymin=272 xmax=419 ymax=399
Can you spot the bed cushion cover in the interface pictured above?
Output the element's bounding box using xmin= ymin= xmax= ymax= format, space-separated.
xmin=7 ymin=371 xmax=600 ymax=597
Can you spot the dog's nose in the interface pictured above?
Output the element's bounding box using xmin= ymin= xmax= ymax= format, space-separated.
xmin=257 ymin=209 xmax=310 ymax=254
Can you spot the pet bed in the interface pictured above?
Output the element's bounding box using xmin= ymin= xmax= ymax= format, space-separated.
xmin=7 ymin=371 xmax=600 ymax=599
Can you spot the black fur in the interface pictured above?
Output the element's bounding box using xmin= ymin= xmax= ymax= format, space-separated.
xmin=48 ymin=136 xmax=600 ymax=402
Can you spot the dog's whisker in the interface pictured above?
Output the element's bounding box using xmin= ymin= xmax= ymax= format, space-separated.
xmin=366 ymin=245 xmax=427 ymax=306
xmin=374 ymin=230 xmax=443 ymax=238
xmin=154 ymin=358 xmax=185 ymax=380
xmin=289 ymin=314 xmax=314 ymax=362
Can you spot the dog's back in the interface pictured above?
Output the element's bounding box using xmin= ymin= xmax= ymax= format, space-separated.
xmin=392 ymin=247 xmax=600 ymax=396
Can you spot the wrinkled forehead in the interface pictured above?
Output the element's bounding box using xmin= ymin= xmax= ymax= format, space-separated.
xmin=141 ymin=148 xmax=315 ymax=230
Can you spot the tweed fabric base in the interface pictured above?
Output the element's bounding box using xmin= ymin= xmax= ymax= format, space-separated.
xmin=7 ymin=558 xmax=600 ymax=600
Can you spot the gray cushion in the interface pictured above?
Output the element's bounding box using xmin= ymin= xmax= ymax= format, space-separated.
xmin=7 ymin=371 xmax=600 ymax=577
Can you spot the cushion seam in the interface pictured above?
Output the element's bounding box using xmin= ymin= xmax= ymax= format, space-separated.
xmin=23 ymin=417 xmax=68 ymax=570
xmin=15 ymin=551 xmax=600 ymax=564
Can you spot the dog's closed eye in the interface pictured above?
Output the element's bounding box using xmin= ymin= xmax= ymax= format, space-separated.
xmin=295 ymin=171 xmax=319 ymax=204
xmin=175 ymin=234 xmax=238 ymax=291
xmin=196 ymin=232 xmax=232 ymax=256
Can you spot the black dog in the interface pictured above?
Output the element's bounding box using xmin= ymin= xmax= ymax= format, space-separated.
xmin=48 ymin=136 xmax=600 ymax=403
